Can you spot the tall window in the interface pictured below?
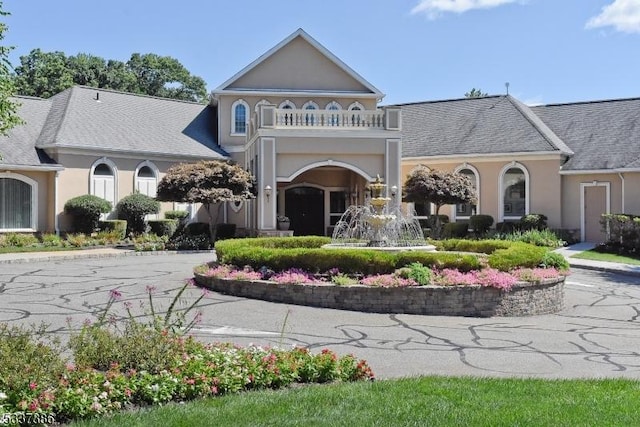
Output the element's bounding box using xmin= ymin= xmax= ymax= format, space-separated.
xmin=0 ymin=174 xmax=36 ymax=230
xmin=326 ymin=101 xmax=342 ymax=126
xmin=454 ymin=165 xmax=479 ymax=219
xmin=501 ymin=163 xmax=529 ymax=220
xmin=303 ymin=101 xmax=318 ymax=126
xmin=135 ymin=161 xmax=158 ymax=198
xmin=90 ymin=159 xmax=117 ymax=216
xmin=231 ymin=99 xmax=248 ymax=135
xmin=348 ymin=102 xmax=364 ymax=126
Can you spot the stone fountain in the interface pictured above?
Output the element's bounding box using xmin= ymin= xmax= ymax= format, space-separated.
xmin=326 ymin=176 xmax=435 ymax=251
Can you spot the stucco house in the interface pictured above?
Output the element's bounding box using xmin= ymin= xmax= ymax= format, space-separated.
xmin=1 ymin=28 xmax=639 ymax=242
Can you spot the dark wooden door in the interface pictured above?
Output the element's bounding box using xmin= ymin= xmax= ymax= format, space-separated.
xmin=285 ymin=187 xmax=325 ymax=236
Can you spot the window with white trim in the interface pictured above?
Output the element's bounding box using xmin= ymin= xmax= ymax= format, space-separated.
xmin=454 ymin=167 xmax=478 ymax=219
xmin=90 ymin=159 xmax=117 ymax=216
xmin=279 ymin=100 xmax=296 ymax=109
xmin=254 ymin=99 xmax=270 ymax=112
xmin=135 ymin=162 xmax=158 ymax=198
xmin=501 ymin=164 xmax=528 ymax=220
xmin=0 ymin=174 xmax=36 ymax=230
xmin=303 ymin=101 xmax=318 ymax=126
xmin=326 ymin=101 xmax=342 ymax=126
xmin=231 ymin=99 xmax=249 ymax=135
xmin=348 ymin=102 xmax=364 ymax=126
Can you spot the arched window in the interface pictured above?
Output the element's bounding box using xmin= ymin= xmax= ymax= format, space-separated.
xmin=0 ymin=173 xmax=37 ymax=230
xmin=348 ymin=102 xmax=364 ymax=126
xmin=500 ymin=162 xmax=529 ymax=221
xmin=326 ymin=101 xmax=342 ymax=126
xmin=90 ymin=158 xmax=117 ymax=215
xmin=134 ymin=161 xmax=158 ymax=198
xmin=279 ymin=100 xmax=296 ymax=110
xmin=254 ymin=99 xmax=270 ymax=112
xmin=302 ymin=101 xmax=318 ymax=126
xmin=231 ymin=99 xmax=249 ymax=135
xmin=453 ymin=164 xmax=479 ymax=220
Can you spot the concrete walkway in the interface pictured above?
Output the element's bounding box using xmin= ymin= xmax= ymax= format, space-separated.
xmin=554 ymin=242 xmax=640 ymax=277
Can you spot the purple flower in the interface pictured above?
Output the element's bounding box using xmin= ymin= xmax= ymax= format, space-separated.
xmin=109 ymin=289 xmax=122 ymax=300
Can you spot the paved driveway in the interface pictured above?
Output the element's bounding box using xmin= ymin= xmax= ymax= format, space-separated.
xmin=2 ymin=253 xmax=640 ymax=379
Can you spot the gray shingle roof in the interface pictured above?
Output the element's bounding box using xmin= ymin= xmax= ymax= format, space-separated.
xmin=399 ymin=95 xmax=571 ymax=158
xmin=37 ymin=86 xmax=227 ymax=159
xmin=532 ymin=97 xmax=640 ymax=171
xmin=0 ymin=96 xmax=61 ymax=169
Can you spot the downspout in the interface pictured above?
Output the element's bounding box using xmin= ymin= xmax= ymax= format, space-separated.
xmin=618 ymin=172 xmax=625 ymax=213
xmin=54 ymin=171 xmax=60 ymax=235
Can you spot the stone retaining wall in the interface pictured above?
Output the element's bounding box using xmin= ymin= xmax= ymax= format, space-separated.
xmin=194 ymin=274 xmax=565 ymax=317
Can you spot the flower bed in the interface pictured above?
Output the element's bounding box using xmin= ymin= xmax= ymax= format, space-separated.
xmin=194 ymin=266 xmax=565 ymax=317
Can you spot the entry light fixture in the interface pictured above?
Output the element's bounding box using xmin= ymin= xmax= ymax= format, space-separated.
xmin=264 ymin=185 xmax=272 ymax=202
xmin=390 ymin=185 xmax=398 ymax=198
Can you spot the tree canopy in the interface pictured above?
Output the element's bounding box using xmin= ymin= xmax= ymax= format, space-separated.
xmin=404 ymin=167 xmax=476 ymax=237
xmin=156 ymin=160 xmax=255 ymax=241
xmin=14 ymin=50 xmax=207 ymax=102
xmin=464 ymin=88 xmax=488 ymax=98
xmin=0 ymin=1 xmax=23 ymax=137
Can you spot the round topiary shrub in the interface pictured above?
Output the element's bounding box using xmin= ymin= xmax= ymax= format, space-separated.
xmin=520 ymin=213 xmax=548 ymax=231
xmin=148 ymin=219 xmax=178 ymax=237
xmin=64 ymin=195 xmax=112 ymax=234
xmin=116 ymin=193 xmax=160 ymax=235
xmin=470 ymin=214 xmax=494 ymax=237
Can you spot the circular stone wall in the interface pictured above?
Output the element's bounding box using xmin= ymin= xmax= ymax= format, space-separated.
xmin=194 ymin=274 xmax=565 ymax=317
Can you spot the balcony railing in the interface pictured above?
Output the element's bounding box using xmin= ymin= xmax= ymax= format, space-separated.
xmin=248 ymin=105 xmax=401 ymax=140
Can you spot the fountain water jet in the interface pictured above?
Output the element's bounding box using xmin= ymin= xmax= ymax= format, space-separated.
xmin=325 ymin=176 xmax=435 ymax=252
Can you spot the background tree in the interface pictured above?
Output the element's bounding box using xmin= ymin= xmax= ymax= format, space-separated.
xmin=156 ymin=160 xmax=255 ymax=242
xmin=465 ymin=88 xmax=488 ymax=98
xmin=0 ymin=1 xmax=23 ymax=138
xmin=13 ymin=50 xmax=207 ymax=102
xmin=404 ymin=167 xmax=476 ymax=238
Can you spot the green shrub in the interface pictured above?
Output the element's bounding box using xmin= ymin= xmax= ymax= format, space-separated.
xmin=216 ymin=223 xmax=237 ymax=240
xmin=395 ymin=262 xmax=432 ymax=285
xmin=148 ymin=219 xmax=178 ymax=237
xmin=600 ymin=214 xmax=640 ymax=252
xmin=98 ymin=219 xmax=127 ymax=240
xmin=495 ymin=229 xmax=564 ymax=248
xmin=165 ymin=210 xmax=189 ymax=221
xmin=540 ymin=251 xmax=570 ymax=271
xmin=552 ymin=229 xmax=580 ymax=246
xmin=488 ymin=243 xmax=548 ymax=271
xmin=442 ymin=222 xmax=468 ymax=238
xmin=520 ymin=213 xmax=548 ymax=231
xmin=64 ymin=195 xmax=112 ymax=234
xmin=434 ymin=238 xmax=512 ymax=254
xmin=116 ymin=193 xmax=161 ymax=235
xmin=469 ymin=214 xmax=494 ymax=237
xmin=185 ymin=222 xmax=211 ymax=237
xmin=40 ymin=233 xmax=63 ymax=247
xmin=2 ymin=232 xmax=39 ymax=247
xmin=495 ymin=221 xmax=517 ymax=234
xmin=166 ymin=233 xmax=211 ymax=250
xmin=394 ymin=251 xmax=482 ymax=272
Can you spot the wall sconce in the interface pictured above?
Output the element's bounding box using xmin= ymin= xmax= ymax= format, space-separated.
xmin=264 ymin=185 xmax=272 ymax=202
xmin=390 ymin=185 xmax=398 ymax=198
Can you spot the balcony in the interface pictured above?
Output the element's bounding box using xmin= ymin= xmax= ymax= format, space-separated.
xmin=248 ymin=105 xmax=401 ymax=141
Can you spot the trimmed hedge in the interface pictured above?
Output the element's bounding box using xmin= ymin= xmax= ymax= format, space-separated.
xmin=442 ymin=222 xmax=468 ymax=238
xmin=64 ymin=195 xmax=112 ymax=234
xmin=487 ymin=242 xmax=548 ymax=271
xmin=116 ymin=193 xmax=160 ymax=235
xmin=469 ymin=215 xmax=494 ymax=236
xmin=165 ymin=210 xmax=189 ymax=221
xmin=148 ymin=219 xmax=178 ymax=237
xmin=98 ymin=220 xmax=127 ymax=240
xmin=433 ymin=239 xmax=512 ymax=254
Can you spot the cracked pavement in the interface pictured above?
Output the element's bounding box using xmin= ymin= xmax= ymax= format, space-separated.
xmin=2 ymin=253 xmax=640 ymax=379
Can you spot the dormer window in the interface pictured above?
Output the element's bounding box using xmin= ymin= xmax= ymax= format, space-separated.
xmin=231 ymin=99 xmax=249 ymax=135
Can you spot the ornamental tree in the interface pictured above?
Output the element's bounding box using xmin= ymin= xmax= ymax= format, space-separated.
xmin=404 ymin=167 xmax=476 ymax=238
xmin=0 ymin=2 xmax=23 ymax=143
xmin=156 ymin=160 xmax=255 ymax=242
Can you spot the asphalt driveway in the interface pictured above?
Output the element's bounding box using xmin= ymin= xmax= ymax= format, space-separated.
xmin=2 ymin=253 xmax=640 ymax=379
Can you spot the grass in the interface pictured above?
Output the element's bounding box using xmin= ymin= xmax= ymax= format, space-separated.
xmin=70 ymin=376 xmax=640 ymax=426
xmin=572 ymin=249 xmax=640 ymax=266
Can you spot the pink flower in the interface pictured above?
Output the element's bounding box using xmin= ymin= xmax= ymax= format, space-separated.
xmin=28 ymin=399 xmax=39 ymax=411
xmin=145 ymin=285 xmax=157 ymax=294
xmin=109 ymin=289 xmax=122 ymax=300
xmin=29 ymin=381 xmax=38 ymax=390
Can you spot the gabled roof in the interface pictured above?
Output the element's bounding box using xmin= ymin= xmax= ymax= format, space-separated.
xmin=36 ymin=86 xmax=226 ymax=159
xmin=399 ymin=95 xmax=572 ymax=158
xmin=0 ymin=96 xmax=62 ymax=170
xmin=214 ymin=28 xmax=383 ymax=97
xmin=532 ymin=97 xmax=640 ymax=171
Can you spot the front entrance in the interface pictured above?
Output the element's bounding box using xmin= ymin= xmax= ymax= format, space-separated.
xmin=285 ymin=187 xmax=325 ymax=236
xmin=583 ymin=184 xmax=608 ymax=242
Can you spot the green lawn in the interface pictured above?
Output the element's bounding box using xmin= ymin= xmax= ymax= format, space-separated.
xmin=70 ymin=376 xmax=640 ymax=427
xmin=572 ymin=249 xmax=640 ymax=265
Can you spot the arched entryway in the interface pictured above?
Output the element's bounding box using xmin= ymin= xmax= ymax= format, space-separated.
xmin=285 ymin=187 xmax=325 ymax=235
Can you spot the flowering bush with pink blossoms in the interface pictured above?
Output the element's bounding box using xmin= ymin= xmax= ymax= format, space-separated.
xmin=359 ymin=274 xmax=417 ymax=287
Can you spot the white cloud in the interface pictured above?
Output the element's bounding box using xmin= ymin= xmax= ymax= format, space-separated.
xmin=586 ymin=0 xmax=640 ymax=34
xmin=411 ymin=0 xmax=519 ymax=19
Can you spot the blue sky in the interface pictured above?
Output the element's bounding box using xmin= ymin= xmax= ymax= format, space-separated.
xmin=3 ymin=0 xmax=639 ymax=105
